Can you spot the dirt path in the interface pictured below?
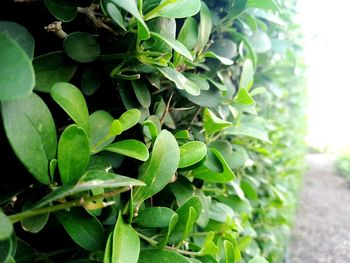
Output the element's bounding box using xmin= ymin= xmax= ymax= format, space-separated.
xmin=290 ymin=154 xmax=350 ymax=263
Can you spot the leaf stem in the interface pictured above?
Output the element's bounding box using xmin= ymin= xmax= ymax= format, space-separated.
xmin=8 ymin=186 xmax=131 ymax=223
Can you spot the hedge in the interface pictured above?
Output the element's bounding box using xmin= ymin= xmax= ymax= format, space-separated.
xmin=0 ymin=0 xmax=306 ymax=262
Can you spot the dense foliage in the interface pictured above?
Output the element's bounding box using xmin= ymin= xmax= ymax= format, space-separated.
xmin=0 ymin=0 xmax=306 ymax=262
xmin=335 ymin=154 xmax=350 ymax=181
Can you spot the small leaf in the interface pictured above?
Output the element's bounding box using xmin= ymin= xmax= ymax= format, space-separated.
xmin=138 ymin=249 xmax=192 ymax=263
xmin=81 ymin=67 xmax=101 ymax=96
xmin=248 ymin=30 xmax=272 ymax=54
xmin=89 ymin=110 xmax=115 ymax=152
xmin=145 ymin=0 xmax=200 ymax=19
xmin=196 ymin=2 xmax=212 ymax=52
xmin=203 ymin=108 xmax=232 ymax=136
xmin=64 ymin=32 xmax=101 ymax=63
xmin=55 ymin=208 xmax=104 ymax=251
xmin=0 ymin=34 xmax=34 ymax=101
xmin=228 ymin=31 xmax=257 ymax=69
xmin=106 ymin=3 xmax=127 ymax=31
xmin=135 ymin=207 xmax=176 ymax=228
xmin=131 ymin=79 xmax=151 ymax=108
xmin=1 ymin=93 xmax=57 ymax=184
xmin=158 ymin=67 xmax=200 ymax=96
xmin=58 ymin=125 xmax=90 ymax=185
xmin=179 ymin=141 xmax=207 ymax=168
xmin=151 ymin=32 xmax=193 ymax=61
xmin=177 ymin=17 xmax=198 ymax=51
xmin=235 ymin=88 xmax=254 ymax=105
xmin=51 ymin=82 xmax=90 ymax=134
xmin=0 ymin=21 xmax=34 ymax=59
xmin=0 ymin=211 xmax=12 ymax=241
xmin=247 ymin=0 xmax=280 ymax=12
xmin=248 ymin=256 xmax=269 ymax=263
xmin=209 ymin=38 xmax=237 ymax=59
xmin=198 ymin=232 xmax=219 ymax=256
xmin=33 ymin=51 xmax=77 ymax=93
xmin=104 ymin=139 xmax=149 ymax=161
xmin=110 ymin=212 xmax=140 ymax=263
xmin=119 ymin=109 xmax=141 ymax=131
xmin=224 ymin=125 xmax=271 ymax=143
xmin=134 ymin=130 xmax=180 ymax=205
xmin=204 ymin=51 xmax=233 ymax=65
xmin=223 ymin=240 xmax=236 ymax=263
xmin=228 ymin=0 xmax=247 ymax=19
xmin=43 ymin=0 xmax=77 ymax=22
xmin=179 ymin=86 xmax=221 ymax=108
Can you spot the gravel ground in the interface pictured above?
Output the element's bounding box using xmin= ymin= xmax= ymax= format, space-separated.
xmin=290 ymin=154 xmax=350 ymax=263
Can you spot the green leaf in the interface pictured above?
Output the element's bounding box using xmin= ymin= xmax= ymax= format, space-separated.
xmin=0 ymin=21 xmax=34 ymax=59
xmin=198 ymin=232 xmax=219 ymax=256
xmin=119 ymin=108 xmax=141 ymax=131
xmin=0 ymin=34 xmax=34 ymax=101
xmin=138 ymin=249 xmax=192 ymax=263
xmin=0 ymin=211 xmax=12 ymax=241
xmin=203 ymin=108 xmax=232 ymax=136
xmin=248 ymin=30 xmax=272 ymax=54
xmin=1 ymin=93 xmax=57 ymax=184
xmin=240 ymin=179 xmax=258 ymax=201
xmin=179 ymin=86 xmax=221 ymax=108
xmin=235 ymin=88 xmax=254 ymax=105
xmin=21 ymin=200 xmax=49 ymax=233
xmin=55 ymin=208 xmax=104 ymax=251
xmin=228 ymin=31 xmax=257 ymax=69
xmin=89 ymin=110 xmax=115 ymax=152
xmin=224 ymin=125 xmax=271 ymax=143
xmin=158 ymin=67 xmax=200 ymax=96
xmin=177 ymin=17 xmax=198 ymax=51
xmin=0 ymin=238 xmax=12 ymax=263
xmin=43 ymin=0 xmax=77 ymax=22
xmin=209 ymin=39 xmax=237 ymax=59
xmin=209 ymin=201 xmax=235 ymax=222
xmin=106 ymin=3 xmax=127 ymax=31
xmin=179 ymin=141 xmax=207 ymax=168
xmin=131 ymin=80 xmax=151 ymax=108
xmin=196 ymin=2 xmax=212 ymax=52
xmin=58 ymin=125 xmax=90 ymax=185
xmin=192 ymin=148 xmax=235 ymax=183
xmin=135 ymin=207 xmax=176 ymax=228
xmin=247 ymin=0 xmax=280 ymax=12
xmin=110 ymin=212 xmax=140 ymax=263
xmin=204 ymin=51 xmax=233 ymax=65
xmin=110 ymin=0 xmax=150 ymax=40
xmin=33 ymin=51 xmax=77 ymax=93
xmin=248 ymin=256 xmax=269 ymax=263
xmin=150 ymin=32 xmax=193 ymax=61
xmin=223 ymin=240 xmax=236 ymax=263
xmin=63 ymin=32 xmax=101 ymax=63
xmin=14 ymin=240 xmax=36 ymax=263
xmin=81 ymin=67 xmax=101 ymax=96
xmin=228 ymin=0 xmax=247 ymax=19
xmin=134 ymin=130 xmax=180 ymax=205
xmin=51 ymin=82 xmax=90 ymax=133
xmin=104 ymin=139 xmax=149 ymax=161
xmin=33 ymin=170 xmax=145 ymax=209
xmin=145 ymin=0 xmax=200 ymax=19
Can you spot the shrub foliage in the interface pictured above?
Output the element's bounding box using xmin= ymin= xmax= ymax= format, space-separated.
xmin=0 ymin=0 xmax=306 ymax=262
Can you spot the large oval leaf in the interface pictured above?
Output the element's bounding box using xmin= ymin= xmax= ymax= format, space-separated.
xmin=104 ymin=140 xmax=149 ymax=161
xmin=134 ymin=130 xmax=180 ymax=205
xmin=145 ymin=0 xmax=201 ymax=19
xmin=1 ymin=93 xmax=57 ymax=184
xmin=51 ymin=82 xmax=90 ymax=133
xmin=43 ymin=0 xmax=78 ymax=22
xmin=33 ymin=51 xmax=77 ymax=93
xmin=135 ymin=207 xmax=176 ymax=228
xmin=0 ymin=34 xmax=34 ymax=101
xmin=63 ymin=32 xmax=101 ymax=63
xmin=138 ymin=249 xmax=192 ymax=263
xmin=58 ymin=125 xmax=90 ymax=185
xmin=55 ymin=208 xmax=104 ymax=251
xmin=0 ymin=211 xmax=12 ymax=241
xmin=179 ymin=141 xmax=207 ymax=168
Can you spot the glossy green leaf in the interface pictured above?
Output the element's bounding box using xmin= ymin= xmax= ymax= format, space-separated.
xmin=89 ymin=110 xmax=115 ymax=152
xmin=235 ymin=88 xmax=254 ymax=105
xmin=55 ymin=208 xmax=104 ymax=251
xmin=248 ymin=256 xmax=269 ymax=263
xmin=228 ymin=0 xmax=247 ymax=19
xmin=158 ymin=67 xmax=200 ymax=96
xmin=33 ymin=51 xmax=77 ymax=93
xmin=158 ymin=213 xmax=178 ymax=248
xmin=228 ymin=31 xmax=257 ymax=69
xmin=1 ymin=93 xmax=57 ymax=184
xmin=196 ymin=2 xmax=212 ymax=52
xmin=184 ymin=73 xmax=210 ymax=91
xmin=119 ymin=108 xmax=141 ymax=131
xmin=239 ymin=59 xmax=254 ymax=90
xmin=104 ymin=139 xmax=149 ymax=161
xmin=81 ymin=67 xmax=101 ymax=96
xmin=224 ymin=125 xmax=270 ymax=143
xmin=58 ymin=125 xmax=90 ymax=185
xmin=0 ymin=34 xmax=34 ymax=101
xmin=134 ymin=130 xmax=180 ymax=205
xmin=179 ymin=86 xmax=221 ymax=108
xmin=138 ymin=249 xmax=192 ymax=263
xmin=192 ymin=148 xmax=235 ymax=183
xmin=209 ymin=201 xmax=235 ymax=222
xmin=106 ymin=3 xmax=127 ymax=31
xmin=51 ymin=82 xmax=90 ymax=133
xmin=145 ymin=0 xmax=200 ymax=19
xmin=131 ymin=79 xmax=151 ymax=108
xmin=14 ymin=239 xmax=36 ymax=263
xmin=0 ymin=21 xmax=34 ymax=59
xmin=223 ymin=240 xmax=236 ymax=263
xmin=247 ymin=0 xmax=280 ymax=12
xmin=21 ymin=200 xmax=49 ymax=233
xmin=33 ymin=170 xmax=144 ymax=209
xmin=204 ymin=51 xmax=234 ymax=65
xmin=209 ymin=39 xmax=237 ymax=59
xmin=110 ymin=0 xmax=150 ymax=40
xmin=110 ymin=212 xmax=140 ymax=263
xmin=196 ymin=190 xmax=210 ymax=228
xmin=64 ymin=32 xmax=101 ymax=63
xmin=248 ymin=30 xmax=272 ymax=54
xmin=241 ymin=179 xmax=258 ymax=201
xmin=43 ymin=0 xmax=77 ymax=22
xmin=135 ymin=207 xmax=176 ymax=228
xmin=151 ymin=32 xmax=193 ymax=61
xmin=177 ymin=17 xmax=198 ymax=51
xmin=169 ymin=176 xmax=194 ymax=206
xmin=203 ymin=108 xmax=232 ymax=136
xmin=0 ymin=211 xmax=12 ymax=241
xmin=0 ymin=238 xmax=12 ymax=263
xmin=179 ymin=141 xmax=207 ymax=168
xmin=198 ymin=232 xmax=219 ymax=256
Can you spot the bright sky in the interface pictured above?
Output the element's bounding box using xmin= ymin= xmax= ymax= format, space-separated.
xmin=297 ymin=0 xmax=350 ymax=153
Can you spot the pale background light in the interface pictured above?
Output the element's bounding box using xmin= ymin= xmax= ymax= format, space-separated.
xmin=297 ymin=0 xmax=350 ymax=153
